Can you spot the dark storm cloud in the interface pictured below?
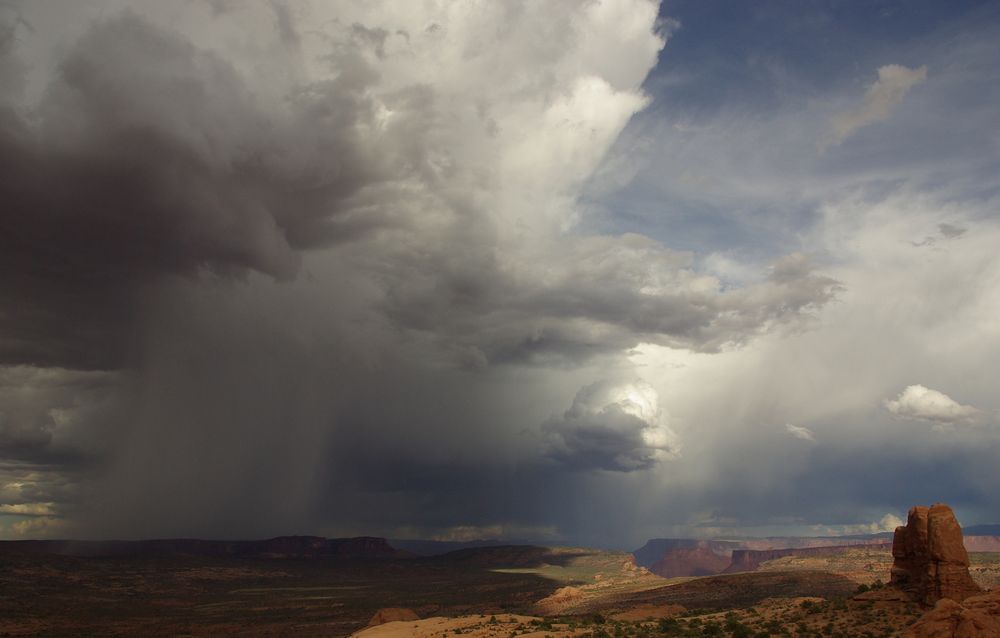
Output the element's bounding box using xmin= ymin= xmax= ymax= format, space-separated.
xmin=0 ymin=364 xmax=132 ymax=467
xmin=0 ymin=11 xmax=397 ymax=369
xmin=378 ymin=235 xmax=840 ymax=368
xmin=0 ymin=4 xmax=840 ymax=375
xmin=6 ymin=0 xmax=963 ymax=546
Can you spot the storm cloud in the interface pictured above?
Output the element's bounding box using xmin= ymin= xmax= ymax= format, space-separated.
xmin=543 ymin=378 xmax=678 ymax=472
xmin=1 ymin=0 xmax=999 ymax=546
xmin=0 ymin=10 xmax=413 ymax=370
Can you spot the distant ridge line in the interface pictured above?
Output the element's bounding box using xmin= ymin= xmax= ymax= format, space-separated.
xmin=0 ymin=535 xmax=407 ymax=559
xmin=724 ymin=542 xmax=893 ymax=573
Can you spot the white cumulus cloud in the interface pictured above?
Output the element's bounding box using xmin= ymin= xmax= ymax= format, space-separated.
xmin=884 ymin=384 xmax=980 ymax=425
xmin=543 ymin=379 xmax=679 ymax=472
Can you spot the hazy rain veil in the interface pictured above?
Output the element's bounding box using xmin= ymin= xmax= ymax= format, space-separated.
xmin=0 ymin=0 xmax=850 ymax=542
xmin=0 ymin=0 xmax=662 ymax=538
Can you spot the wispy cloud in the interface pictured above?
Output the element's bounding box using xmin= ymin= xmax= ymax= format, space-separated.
xmin=0 ymin=502 xmax=56 ymax=516
xmin=784 ymin=424 xmax=816 ymax=442
xmin=823 ymin=64 xmax=928 ymax=149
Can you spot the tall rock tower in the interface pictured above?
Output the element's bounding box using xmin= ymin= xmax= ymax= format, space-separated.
xmin=890 ymin=503 xmax=982 ymax=606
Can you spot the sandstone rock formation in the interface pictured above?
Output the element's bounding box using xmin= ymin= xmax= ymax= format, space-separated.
xmin=903 ymin=590 xmax=1000 ymax=638
xmin=891 ymin=504 xmax=982 ymax=606
xmin=366 ymin=608 xmax=419 ymax=627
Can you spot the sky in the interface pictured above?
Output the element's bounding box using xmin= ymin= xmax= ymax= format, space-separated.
xmin=1 ymin=0 xmax=998 ymax=549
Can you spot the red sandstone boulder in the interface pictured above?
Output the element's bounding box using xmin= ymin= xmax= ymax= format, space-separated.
xmin=891 ymin=504 xmax=982 ymax=606
xmin=903 ymin=591 xmax=1000 ymax=637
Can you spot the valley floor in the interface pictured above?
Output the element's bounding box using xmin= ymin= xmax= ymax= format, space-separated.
xmin=0 ymin=545 xmax=996 ymax=637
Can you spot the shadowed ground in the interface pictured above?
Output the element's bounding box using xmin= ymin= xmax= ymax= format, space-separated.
xmin=0 ymin=551 xmax=563 ymax=637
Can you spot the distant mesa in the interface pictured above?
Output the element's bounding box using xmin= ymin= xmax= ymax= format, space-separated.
xmin=634 ymin=535 xmax=892 ymax=578
xmin=650 ymin=541 xmax=732 ymax=577
xmin=633 ymin=538 xmax=741 ymax=570
xmin=633 ymin=538 xmax=747 ymax=577
xmin=890 ymin=503 xmax=983 ymax=606
xmin=724 ymin=542 xmax=893 ymax=574
xmin=635 ymin=518 xmax=1000 ymax=581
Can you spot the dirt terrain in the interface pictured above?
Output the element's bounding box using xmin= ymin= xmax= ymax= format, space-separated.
xmin=2 ymin=540 xmax=997 ymax=637
xmin=754 ymin=547 xmax=1000 ymax=590
xmin=0 ymin=551 xmax=560 ymax=637
xmin=351 ymin=594 xmax=927 ymax=638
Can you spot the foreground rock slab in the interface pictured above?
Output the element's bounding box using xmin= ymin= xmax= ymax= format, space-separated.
xmin=367 ymin=608 xmax=420 ymax=627
xmin=903 ymin=590 xmax=1000 ymax=637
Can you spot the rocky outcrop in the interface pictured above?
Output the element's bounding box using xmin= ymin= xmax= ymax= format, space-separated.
xmin=366 ymin=608 xmax=419 ymax=627
xmin=891 ymin=504 xmax=982 ymax=606
xmin=903 ymin=591 xmax=1000 ymax=637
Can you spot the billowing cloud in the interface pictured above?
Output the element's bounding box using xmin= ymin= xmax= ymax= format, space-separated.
xmin=884 ymin=384 xmax=981 ymax=425
xmin=824 ymin=64 xmax=927 ymax=149
xmin=543 ymin=379 xmax=678 ymax=472
xmin=0 ymin=1 xmax=836 ymax=376
xmin=0 ymin=366 xmax=125 ymax=463
xmin=877 ymin=513 xmax=905 ymax=532
xmin=4 ymin=0 xmax=719 ymax=539
xmin=0 ymin=10 xmax=414 ymax=370
xmin=785 ymin=424 xmax=816 ymax=441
